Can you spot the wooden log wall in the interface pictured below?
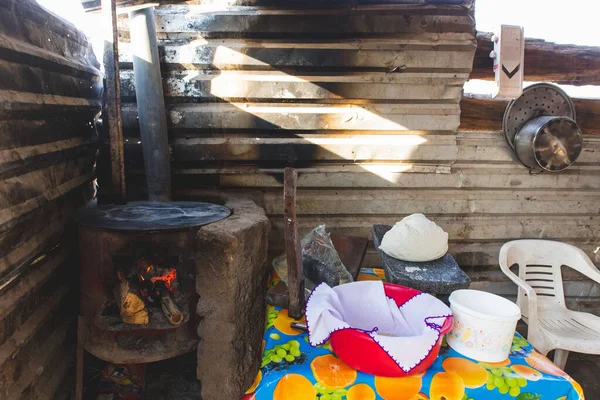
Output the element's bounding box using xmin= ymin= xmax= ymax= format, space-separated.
xmin=111 ymin=1 xmax=600 ymax=312
xmin=0 ymin=0 xmax=101 ymax=398
xmin=472 ymin=32 xmax=600 ymax=87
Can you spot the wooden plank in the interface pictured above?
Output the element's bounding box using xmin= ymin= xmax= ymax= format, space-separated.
xmin=117 ymin=6 xmax=475 ymax=38
xmin=364 ymin=241 xmax=600 ymax=270
xmin=164 ymin=134 xmax=458 ymax=163
xmin=471 ymin=280 xmax=600 ymax=298
xmin=267 ymin=215 xmax=600 ymax=243
xmin=103 ymin=0 xmax=127 ymax=202
xmin=1 ymin=0 xmax=90 ymax=46
xmin=0 ymin=169 xmax=93 ymax=227
xmin=273 ymin=240 xmax=600 ymax=272
xmin=0 ymin=173 xmax=93 ymax=226
xmin=0 ymin=59 xmax=101 ymax=99
xmin=449 ymin=241 xmax=600 ymax=268
xmin=0 ymin=143 xmax=96 ymax=184
xmin=0 ymin=247 xmax=70 ymax=346
xmin=0 ymin=201 xmax=78 ymax=287
xmin=460 ymin=95 xmax=600 ymax=136
xmin=0 ymin=90 xmax=102 ymax=109
xmin=83 ymin=0 xmax=189 ymax=11
xmin=170 ymin=163 xmax=600 ymax=189
xmin=0 ymin=138 xmax=96 ymax=166
xmin=120 ymin=71 xmax=465 ymax=101
xmin=0 ymin=117 xmax=96 ymax=151
xmin=472 ymin=32 xmax=600 ymax=86
xmin=81 ymin=0 xmax=472 ymax=12
xmin=122 ymin=37 xmax=476 ymax=51
xmin=0 ymin=285 xmax=69 ymax=380
xmin=0 ymin=180 xmax=84 ymax=236
xmin=3 ymin=318 xmax=72 ymax=399
xmin=456 ymin=131 xmax=600 ymax=164
xmin=0 ymin=0 xmax=93 ymax=63
xmin=86 ymin=0 xmax=473 ymax=11
xmin=0 ymin=220 xmax=68 ymax=280
xmin=573 ymin=98 xmax=600 ymax=136
xmin=0 ymin=33 xmax=99 ymax=77
xmin=118 ymin=43 xmax=475 ymax=71
xmin=463 ymin=265 xmax=597 ymax=284
xmin=0 ymin=0 xmax=99 ymax=396
xmin=262 ymin=189 xmax=600 ymax=216
xmin=33 ymin=345 xmax=75 ymax=400
xmin=122 ymin=102 xmax=460 ymax=132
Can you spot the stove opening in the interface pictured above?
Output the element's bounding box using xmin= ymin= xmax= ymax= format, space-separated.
xmin=100 ymin=246 xmax=191 ymax=331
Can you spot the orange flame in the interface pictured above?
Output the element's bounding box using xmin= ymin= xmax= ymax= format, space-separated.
xmin=151 ymin=268 xmax=177 ymax=292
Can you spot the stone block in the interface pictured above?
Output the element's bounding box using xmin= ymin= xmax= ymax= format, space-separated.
xmin=372 ymin=224 xmax=471 ymax=294
xmin=196 ymin=199 xmax=270 ymax=400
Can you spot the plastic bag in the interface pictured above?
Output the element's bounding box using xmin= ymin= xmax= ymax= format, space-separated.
xmin=273 ymin=225 xmax=353 ymax=295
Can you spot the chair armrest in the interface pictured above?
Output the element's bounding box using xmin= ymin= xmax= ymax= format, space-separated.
xmin=499 ymin=245 xmax=540 ymax=335
xmin=571 ymin=245 xmax=600 ymax=285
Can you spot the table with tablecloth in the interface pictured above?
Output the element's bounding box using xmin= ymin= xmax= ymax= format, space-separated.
xmin=244 ymin=268 xmax=584 ymax=400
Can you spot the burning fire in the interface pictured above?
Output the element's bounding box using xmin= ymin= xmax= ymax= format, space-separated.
xmin=117 ymin=257 xmax=183 ymax=326
xmin=150 ymin=268 xmax=177 ymax=292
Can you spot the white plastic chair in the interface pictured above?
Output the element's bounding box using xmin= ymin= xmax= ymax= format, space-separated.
xmin=499 ymin=239 xmax=600 ymax=369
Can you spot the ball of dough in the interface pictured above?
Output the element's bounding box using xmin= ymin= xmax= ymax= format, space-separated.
xmin=379 ymin=214 xmax=448 ymax=262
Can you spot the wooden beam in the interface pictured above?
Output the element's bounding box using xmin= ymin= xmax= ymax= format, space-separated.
xmin=283 ymin=168 xmax=304 ymax=320
xmin=460 ymin=95 xmax=600 ymax=135
xmin=102 ymin=0 xmax=127 ymax=203
xmin=472 ymin=32 xmax=600 ymax=86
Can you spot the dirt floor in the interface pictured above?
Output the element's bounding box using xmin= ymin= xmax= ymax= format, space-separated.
xmin=562 ymin=352 xmax=600 ymax=397
xmin=82 ymin=351 xmax=201 ymax=400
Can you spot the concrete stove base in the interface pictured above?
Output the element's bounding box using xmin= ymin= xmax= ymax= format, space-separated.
xmin=195 ymin=199 xmax=270 ymax=400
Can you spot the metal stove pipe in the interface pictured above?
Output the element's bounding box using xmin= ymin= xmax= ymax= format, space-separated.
xmin=129 ymin=6 xmax=171 ymax=202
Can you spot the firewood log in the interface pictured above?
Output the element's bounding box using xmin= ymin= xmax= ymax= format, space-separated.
xmin=156 ymin=281 xmax=183 ymax=325
xmin=113 ymin=279 xmax=149 ymax=325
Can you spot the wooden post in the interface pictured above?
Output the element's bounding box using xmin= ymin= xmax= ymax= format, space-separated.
xmin=284 ymin=168 xmax=304 ymax=319
xmin=75 ymin=316 xmax=86 ymax=400
xmin=103 ymin=0 xmax=127 ymax=203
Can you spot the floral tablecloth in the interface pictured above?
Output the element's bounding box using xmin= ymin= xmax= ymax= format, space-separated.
xmin=244 ymin=268 xmax=584 ymax=400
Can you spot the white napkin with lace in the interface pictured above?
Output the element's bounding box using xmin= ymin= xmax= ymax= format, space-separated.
xmin=305 ymin=281 xmax=452 ymax=373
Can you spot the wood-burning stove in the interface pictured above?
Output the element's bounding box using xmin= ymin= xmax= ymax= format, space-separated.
xmin=75 ymin=201 xmax=230 ymax=364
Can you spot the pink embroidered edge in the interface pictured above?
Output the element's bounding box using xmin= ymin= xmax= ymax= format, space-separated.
xmin=305 ymin=283 xmax=379 ymax=347
xmin=305 ymin=282 xmax=453 ymax=373
xmin=390 ymin=292 xmax=453 ymax=372
xmin=372 ymin=292 xmax=453 ymax=372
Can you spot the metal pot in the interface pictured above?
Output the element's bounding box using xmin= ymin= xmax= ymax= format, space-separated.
xmin=514 ymin=116 xmax=583 ymax=172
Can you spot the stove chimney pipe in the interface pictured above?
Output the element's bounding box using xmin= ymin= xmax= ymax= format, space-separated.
xmin=129 ymin=6 xmax=171 ymax=202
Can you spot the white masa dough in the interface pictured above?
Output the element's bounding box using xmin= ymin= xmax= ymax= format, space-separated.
xmin=379 ymin=213 xmax=448 ymax=262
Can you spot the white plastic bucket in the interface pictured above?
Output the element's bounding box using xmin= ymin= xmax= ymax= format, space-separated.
xmin=447 ymin=289 xmax=521 ymax=362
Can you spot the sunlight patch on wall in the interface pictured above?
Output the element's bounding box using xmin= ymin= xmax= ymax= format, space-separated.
xmin=203 ymin=46 xmax=443 ymax=182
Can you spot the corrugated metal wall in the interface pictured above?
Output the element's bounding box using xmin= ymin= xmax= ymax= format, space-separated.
xmin=0 ymin=0 xmax=101 ymax=397
xmin=114 ymin=2 xmax=600 ymax=312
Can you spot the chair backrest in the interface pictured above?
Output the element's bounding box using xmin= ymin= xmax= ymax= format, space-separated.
xmin=502 ymin=240 xmax=578 ymax=314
